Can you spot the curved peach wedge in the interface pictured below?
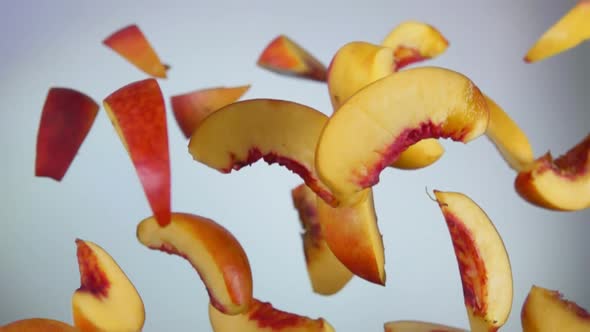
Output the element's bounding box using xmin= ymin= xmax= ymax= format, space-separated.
xmin=171 ymin=85 xmax=251 ymax=139
xmin=257 ymin=35 xmax=327 ymax=82
xmin=433 ymin=191 xmax=513 ymax=332
xmin=1 ymin=318 xmax=80 ymax=332
xmin=209 ymin=298 xmax=335 ymax=332
xmin=103 ymin=24 xmax=168 ymax=78
xmin=137 ymin=212 xmax=253 ymax=315
xmin=35 ymin=87 xmax=99 ymax=181
xmin=188 ymin=99 xmax=337 ymax=207
xmin=384 ymin=320 xmax=466 ymax=332
xmin=484 ymin=95 xmax=534 ymax=172
xmin=515 ymin=133 xmax=590 ymax=211
xmin=316 ymin=67 xmax=489 ymax=204
xmin=292 ymin=184 xmax=353 ymax=294
xmin=103 ymin=78 xmax=171 ymax=226
xmin=524 ymin=0 xmax=590 ymax=63
xmin=381 ymin=20 xmax=449 ymax=70
xmin=521 ymin=285 xmax=590 ymax=332
xmin=72 ymin=239 xmax=145 ymax=332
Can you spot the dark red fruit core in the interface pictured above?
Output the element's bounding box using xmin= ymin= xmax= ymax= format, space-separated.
xmin=550 ymin=289 xmax=590 ymax=319
xmin=548 ymin=134 xmax=590 ymax=178
xmin=250 ymin=300 xmax=307 ymax=329
xmin=76 ymin=239 xmax=110 ymax=298
xmin=443 ymin=212 xmax=488 ymax=316
xmin=292 ymin=185 xmax=322 ymax=247
xmin=393 ymin=46 xmax=429 ymax=70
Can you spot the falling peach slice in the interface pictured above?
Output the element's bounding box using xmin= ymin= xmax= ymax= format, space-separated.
xmin=1 ymin=318 xmax=80 ymax=332
xmin=384 ymin=320 xmax=467 ymax=332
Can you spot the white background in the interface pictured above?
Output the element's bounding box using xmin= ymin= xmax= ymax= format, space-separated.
xmin=1 ymin=0 xmax=589 ymax=331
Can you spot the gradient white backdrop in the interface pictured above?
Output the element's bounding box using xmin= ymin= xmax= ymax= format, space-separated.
xmin=1 ymin=0 xmax=589 ymax=331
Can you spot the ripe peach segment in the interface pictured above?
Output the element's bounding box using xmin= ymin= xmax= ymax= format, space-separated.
xmin=292 ymin=184 xmax=353 ymax=295
xmin=257 ymin=35 xmax=327 ymax=82
xmin=524 ymin=0 xmax=590 ymax=63
xmin=316 ymin=67 xmax=489 ymax=204
xmin=484 ymin=95 xmax=534 ymax=172
xmin=103 ymin=24 xmax=168 ymax=78
xmin=171 ymin=85 xmax=251 ymax=139
xmin=521 ymin=285 xmax=590 ymax=332
xmin=137 ymin=212 xmax=253 ymax=315
xmin=433 ymin=191 xmax=513 ymax=332
xmin=384 ymin=320 xmax=467 ymax=332
xmin=209 ymin=298 xmax=335 ymax=332
xmin=189 ymin=98 xmax=337 ymax=207
xmin=1 ymin=318 xmax=80 ymax=332
xmin=71 ymin=239 xmax=145 ymax=332
xmin=103 ymin=78 xmax=171 ymax=226
xmin=514 ymin=133 xmax=590 ymax=211
xmin=35 ymin=88 xmax=99 ymax=182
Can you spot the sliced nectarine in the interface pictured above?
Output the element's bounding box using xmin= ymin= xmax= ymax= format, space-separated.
xmin=188 ymin=98 xmax=337 ymax=207
xmin=209 ymin=298 xmax=335 ymax=332
xmin=171 ymin=85 xmax=251 ymax=139
xmin=1 ymin=318 xmax=80 ymax=332
xmin=515 ymin=133 xmax=590 ymax=211
xmin=524 ymin=0 xmax=590 ymax=63
xmin=384 ymin=320 xmax=466 ymax=332
xmin=316 ymin=67 xmax=489 ymax=204
xmin=35 ymin=88 xmax=99 ymax=181
xmin=103 ymin=78 xmax=171 ymax=226
xmin=521 ymin=285 xmax=590 ymax=332
xmin=433 ymin=191 xmax=513 ymax=332
xmin=72 ymin=239 xmax=145 ymax=332
xmin=292 ymin=184 xmax=353 ymax=295
xmin=103 ymin=24 xmax=168 ymax=78
xmin=137 ymin=212 xmax=253 ymax=315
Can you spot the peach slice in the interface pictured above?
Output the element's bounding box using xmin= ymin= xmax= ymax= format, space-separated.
xmin=433 ymin=191 xmax=513 ymax=332
xmin=257 ymin=35 xmax=327 ymax=82
xmin=1 ymin=318 xmax=80 ymax=332
xmin=514 ymin=133 xmax=590 ymax=211
xmin=103 ymin=24 xmax=168 ymax=78
xmin=209 ymin=298 xmax=335 ymax=332
xmin=35 ymin=88 xmax=99 ymax=181
xmin=291 ymin=184 xmax=353 ymax=294
xmin=171 ymin=85 xmax=251 ymax=139
xmin=524 ymin=0 xmax=590 ymax=63
xmin=381 ymin=20 xmax=450 ymax=70
xmin=326 ymin=41 xmax=445 ymax=170
xmin=521 ymin=285 xmax=590 ymax=332
xmin=103 ymin=78 xmax=171 ymax=226
xmin=484 ymin=95 xmax=534 ymax=172
xmin=72 ymin=239 xmax=145 ymax=332
xmin=137 ymin=212 xmax=253 ymax=315
xmin=316 ymin=67 xmax=489 ymax=204
xmin=316 ymin=188 xmax=385 ymax=285
xmin=384 ymin=320 xmax=466 ymax=332
xmin=188 ymin=98 xmax=337 ymax=207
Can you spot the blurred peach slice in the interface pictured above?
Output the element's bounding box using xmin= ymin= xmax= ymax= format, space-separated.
xmin=1 ymin=318 xmax=80 ymax=332
xmin=257 ymin=35 xmax=327 ymax=82
xmin=71 ymin=239 xmax=145 ymax=332
xmin=209 ymin=298 xmax=335 ymax=331
xmin=137 ymin=212 xmax=253 ymax=315
xmin=384 ymin=320 xmax=466 ymax=332
xmin=35 ymin=87 xmax=99 ymax=181
xmin=103 ymin=24 xmax=168 ymax=78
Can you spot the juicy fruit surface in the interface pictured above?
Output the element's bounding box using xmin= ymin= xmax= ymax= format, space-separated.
xmin=383 ymin=320 xmax=467 ymax=332
xmin=1 ymin=318 xmax=80 ymax=332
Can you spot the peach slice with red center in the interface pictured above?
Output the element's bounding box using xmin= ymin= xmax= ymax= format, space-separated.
xmin=188 ymin=98 xmax=337 ymax=207
xmin=71 ymin=239 xmax=145 ymax=332
xmin=1 ymin=318 xmax=80 ymax=332
xmin=137 ymin=212 xmax=253 ymax=315
xmin=383 ymin=320 xmax=467 ymax=332
xmin=524 ymin=0 xmax=590 ymax=63
xmin=326 ymin=41 xmax=445 ymax=170
xmin=103 ymin=78 xmax=171 ymax=226
xmin=35 ymin=88 xmax=99 ymax=181
xmin=521 ymin=285 xmax=590 ymax=332
xmin=208 ymin=298 xmax=335 ymax=332
xmin=103 ymin=24 xmax=168 ymax=78
xmin=317 ymin=67 xmax=489 ymax=204
xmin=257 ymin=35 xmax=327 ymax=82
xmin=292 ymin=184 xmax=353 ymax=294
xmin=433 ymin=191 xmax=513 ymax=332
xmin=484 ymin=95 xmax=534 ymax=172
xmin=515 ymin=133 xmax=590 ymax=211
xmin=171 ymin=85 xmax=251 ymax=139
